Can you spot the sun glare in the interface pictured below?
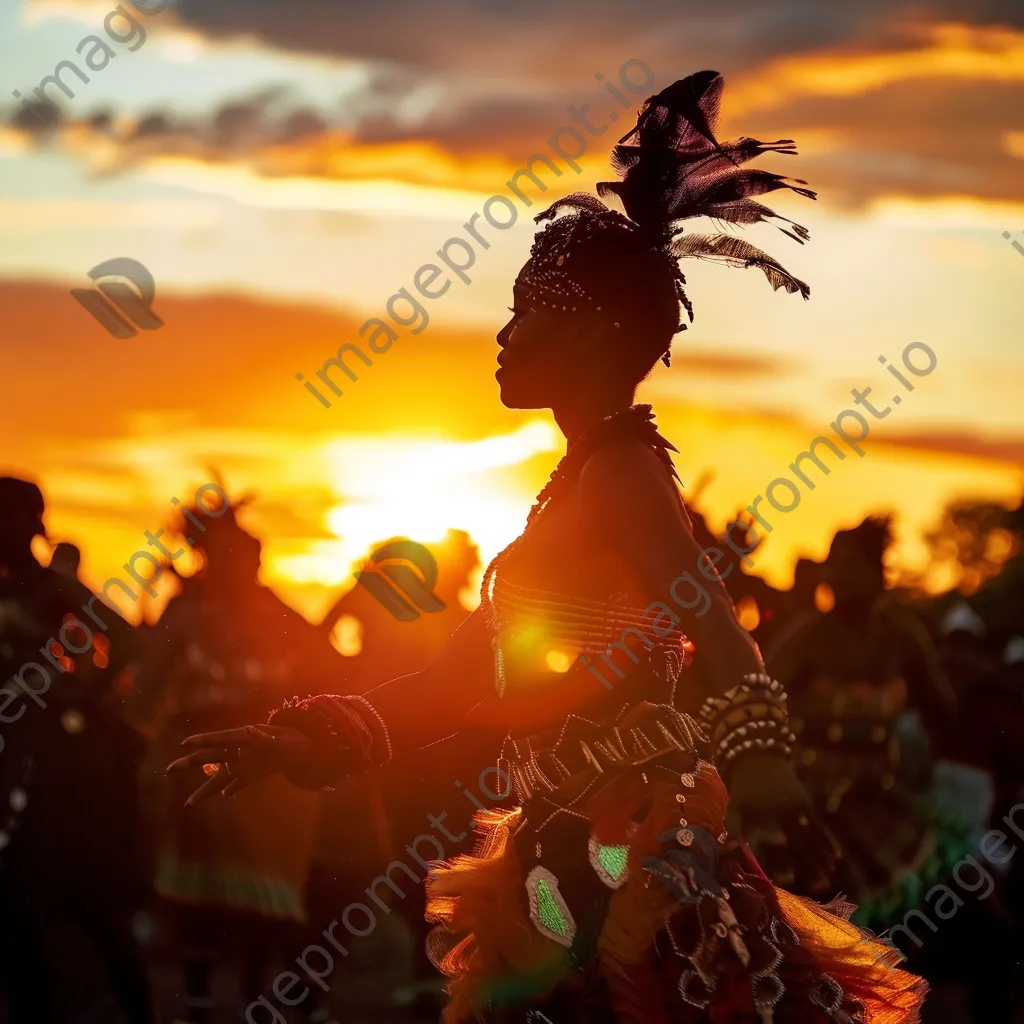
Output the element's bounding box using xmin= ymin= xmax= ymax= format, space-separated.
xmin=269 ymin=420 xmax=560 ymax=585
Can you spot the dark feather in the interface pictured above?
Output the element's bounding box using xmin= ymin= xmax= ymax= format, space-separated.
xmin=670 ymin=233 xmax=810 ymax=298
xmin=701 ymin=199 xmax=812 ymax=243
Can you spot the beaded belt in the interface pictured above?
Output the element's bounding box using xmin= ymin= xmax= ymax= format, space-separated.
xmin=498 ymin=702 xmax=707 ymax=804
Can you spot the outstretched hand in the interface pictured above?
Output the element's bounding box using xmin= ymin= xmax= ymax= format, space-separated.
xmin=724 ymin=752 xmax=842 ymax=895
xmin=165 ymin=725 xmax=315 ymax=806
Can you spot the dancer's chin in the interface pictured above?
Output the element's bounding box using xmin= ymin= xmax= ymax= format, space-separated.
xmin=496 ymin=369 xmax=546 ymax=410
xmin=498 ymin=390 xmax=522 ymax=410
xmin=496 ymin=379 xmax=530 ymax=409
xmin=496 ymin=371 xmax=516 ymax=407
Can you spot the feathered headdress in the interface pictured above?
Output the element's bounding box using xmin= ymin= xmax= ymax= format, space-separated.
xmin=518 ymin=70 xmax=815 ymax=366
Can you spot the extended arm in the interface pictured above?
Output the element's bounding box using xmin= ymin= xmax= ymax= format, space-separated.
xmin=358 ymin=606 xmax=496 ymax=750
xmin=168 ymin=607 xmax=498 ymax=798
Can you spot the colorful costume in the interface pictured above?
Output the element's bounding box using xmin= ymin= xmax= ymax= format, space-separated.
xmin=269 ymin=412 xmax=926 ymax=1024
xmin=261 ymin=72 xmax=928 ymax=1022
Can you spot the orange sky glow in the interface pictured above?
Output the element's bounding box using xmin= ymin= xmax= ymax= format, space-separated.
xmin=1 ymin=1 xmax=1022 ymax=626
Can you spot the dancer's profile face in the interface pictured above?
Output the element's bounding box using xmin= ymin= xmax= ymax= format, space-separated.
xmin=495 ymin=274 xmax=587 ymax=409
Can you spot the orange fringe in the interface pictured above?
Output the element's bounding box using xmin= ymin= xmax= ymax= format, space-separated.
xmin=425 ymin=763 xmax=927 ymax=1023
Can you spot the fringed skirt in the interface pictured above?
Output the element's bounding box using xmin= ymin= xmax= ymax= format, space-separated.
xmin=425 ymin=751 xmax=927 ymax=1024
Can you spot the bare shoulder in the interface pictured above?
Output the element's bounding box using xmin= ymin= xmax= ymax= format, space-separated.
xmin=578 ymin=436 xmax=690 ymax=534
xmin=578 ymin=436 xmax=681 ymax=502
xmin=880 ymin=600 xmax=936 ymax=649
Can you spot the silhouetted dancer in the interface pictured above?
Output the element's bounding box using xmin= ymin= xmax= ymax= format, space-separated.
xmin=0 ymin=477 xmax=152 ymax=1024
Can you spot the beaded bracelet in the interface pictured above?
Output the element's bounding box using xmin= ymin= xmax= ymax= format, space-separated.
xmin=698 ymin=673 xmax=796 ymax=770
xmin=268 ymin=693 xmax=393 ymax=789
xmin=343 ymin=694 xmax=393 ymax=766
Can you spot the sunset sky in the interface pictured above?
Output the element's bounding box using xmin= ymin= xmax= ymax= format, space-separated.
xmin=1 ymin=0 xmax=1022 ymax=623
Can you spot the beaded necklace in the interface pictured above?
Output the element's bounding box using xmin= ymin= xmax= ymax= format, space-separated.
xmin=479 ymin=403 xmax=680 ymax=624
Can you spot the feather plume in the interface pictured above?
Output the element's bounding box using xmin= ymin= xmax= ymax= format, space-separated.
xmin=598 ymin=71 xmax=816 ymax=234
xmin=670 ymin=233 xmax=810 ymax=298
xmin=529 ymin=69 xmax=816 ymax=351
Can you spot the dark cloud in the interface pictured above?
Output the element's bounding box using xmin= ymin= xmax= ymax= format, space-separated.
xmin=740 ymin=78 xmax=1024 ymax=205
xmin=351 ymin=93 xmax=567 ymax=151
xmin=9 ymin=67 xmax=1019 ymax=209
xmin=6 ymin=1 xmax=1022 ymax=207
xmin=162 ymin=0 xmax=1023 ymax=73
xmin=275 ymin=108 xmax=329 ymax=144
xmin=134 ymin=112 xmax=175 ymax=138
xmin=2 ymin=84 xmax=600 ymax=181
xmin=12 ymin=98 xmax=63 ymax=133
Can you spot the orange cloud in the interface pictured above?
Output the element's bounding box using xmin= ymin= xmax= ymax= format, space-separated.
xmin=6 ymin=19 xmax=1024 ymax=214
xmin=727 ymin=21 xmax=1024 ymax=116
xmin=1004 ymin=130 xmax=1024 ymax=160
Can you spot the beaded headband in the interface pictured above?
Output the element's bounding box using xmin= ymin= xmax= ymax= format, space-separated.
xmin=517 ymin=206 xmax=643 ymax=336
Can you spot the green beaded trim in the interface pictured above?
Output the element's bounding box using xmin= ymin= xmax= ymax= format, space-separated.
xmin=588 ymin=834 xmax=630 ymax=889
xmin=525 ymin=865 xmax=576 ymax=948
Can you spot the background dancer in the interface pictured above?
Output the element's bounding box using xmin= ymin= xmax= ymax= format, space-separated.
xmin=767 ymin=518 xmax=1019 ymax=1021
xmin=138 ymin=487 xmax=332 ymax=1023
xmin=0 ymin=477 xmax=152 ymax=1024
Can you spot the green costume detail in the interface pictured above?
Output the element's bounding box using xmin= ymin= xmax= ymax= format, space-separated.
xmin=526 ymin=865 xmax=577 ymax=947
xmin=536 ymin=879 xmax=567 ymax=934
xmin=588 ymin=835 xmax=630 ymax=888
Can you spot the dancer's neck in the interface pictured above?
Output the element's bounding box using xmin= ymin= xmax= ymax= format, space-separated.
xmin=554 ymin=390 xmax=637 ymax=450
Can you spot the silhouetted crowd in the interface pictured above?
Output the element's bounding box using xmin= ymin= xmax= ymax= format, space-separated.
xmin=0 ymin=474 xmax=1021 ymax=1023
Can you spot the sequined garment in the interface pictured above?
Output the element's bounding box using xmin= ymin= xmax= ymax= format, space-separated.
xmin=425 ymin=744 xmax=924 ymax=1024
xmin=485 ymin=573 xmax=686 ymax=699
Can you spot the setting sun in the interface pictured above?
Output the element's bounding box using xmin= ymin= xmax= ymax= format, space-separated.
xmin=269 ymin=420 xmax=560 ymax=586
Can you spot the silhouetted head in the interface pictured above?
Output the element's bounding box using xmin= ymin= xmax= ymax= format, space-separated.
xmin=433 ymin=528 xmax=481 ymax=601
xmin=937 ymin=599 xmax=993 ymax=687
xmin=496 ymin=212 xmax=681 ymax=410
xmin=825 ymin=517 xmax=892 ymax=610
xmin=495 ymin=71 xmax=814 ymax=413
xmin=179 ymin=485 xmax=262 ymax=588
xmin=0 ymin=476 xmax=45 ymax=565
xmin=792 ymin=558 xmax=823 ymax=602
